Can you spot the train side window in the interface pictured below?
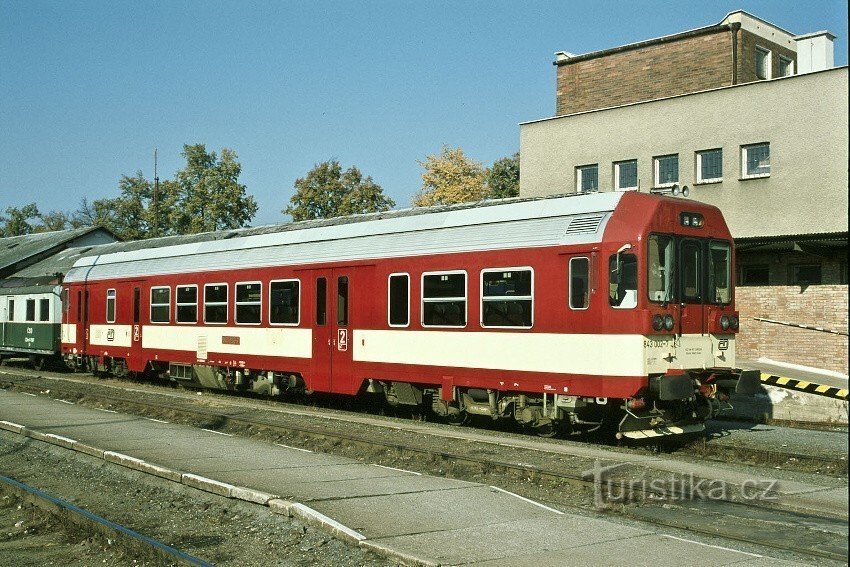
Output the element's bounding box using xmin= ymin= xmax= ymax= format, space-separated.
xmin=388 ymin=273 xmax=410 ymax=327
xmin=25 ymin=299 xmax=36 ymax=321
xmin=315 ymin=278 xmax=327 ymax=326
xmin=176 ymin=285 xmax=198 ymax=324
xmin=270 ymin=280 xmax=300 ymax=325
xmin=204 ymin=284 xmax=228 ymax=324
xmin=61 ymin=288 xmax=69 ymax=316
xmin=481 ymin=268 xmax=533 ymax=328
xmin=40 ymin=298 xmax=50 ymax=322
xmin=609 ymin=254 xmax=638 ymax=309
xmin=150 ymin=287 xmax=171 ymax=323
xmin=569 ymin=258 xmax=590 ymax=310
xmin=337 ymin=276 xmax=349 ymax=326
xmin=106 ymin=289 xmax=116 ymax=323
xmin=76 ymin=291 xmax=81 ymax=322
xmin=133 ymin=288 xmax=140 ymax=324
xmin=8 ymin=299 xmax=14 ymax=322
xmin=422 ymin=271 xmax=466 ymax=327
xmin=236 ymin=282 xmax=262 ymax=325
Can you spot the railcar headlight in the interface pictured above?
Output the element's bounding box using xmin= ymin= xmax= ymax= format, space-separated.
xmin=720 ymin=315 xmax=730 ymax=331
xmin=652 ymin=314 xmax=664 ymax=331
xmin=663 ymin=314 xmax=675 ymax=331
xmin=730 ymin=316 xmax=739 ymax=330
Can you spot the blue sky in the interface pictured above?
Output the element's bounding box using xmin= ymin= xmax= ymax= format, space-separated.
xmin=1 ymin=1 xmax=847 ymax=226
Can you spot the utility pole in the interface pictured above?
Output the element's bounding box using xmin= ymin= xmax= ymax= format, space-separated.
xmin=153 ymin=148 xmax=160 ymax=238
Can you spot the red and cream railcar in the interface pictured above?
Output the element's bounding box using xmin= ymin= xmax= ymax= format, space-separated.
xmin=61 ymin=192 xmax=758 ymax=438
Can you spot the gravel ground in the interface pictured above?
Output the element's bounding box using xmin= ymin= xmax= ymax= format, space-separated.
xmin=0 ymin=431 xmax=394 ymax=567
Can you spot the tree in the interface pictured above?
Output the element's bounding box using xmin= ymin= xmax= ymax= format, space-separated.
xmin=413 ymin=146 xmax=487 ymax=207
xmin=285 ymin=160 xmax=395 ymax=221
xmin=485 ymin=152 xmax=520 ymax=199
xmin=36 ymin=210 xmax=71 ymax=232
xmin=0 ymin=203 xmax=41 ymax=236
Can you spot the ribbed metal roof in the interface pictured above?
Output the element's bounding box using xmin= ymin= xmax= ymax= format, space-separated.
xmin=0 ymin=226 xmax=117 ymax=278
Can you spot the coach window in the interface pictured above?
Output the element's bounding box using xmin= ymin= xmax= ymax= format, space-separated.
xmin=569 ymin=258 xmax=590 ymax=310
xmin=236 ymin=282 xmax=262 ymax=325
xmin=422 ymin=271 xmax=466 ymax=327
xmin=150 ymin=287 xmax=171 ymax=323
xmin=204 ymin=284 xmax=228 ymax=324
xmin=337 ymin=277 xmax=349 ymax=326
xmin=609 ymin=253 xmax=638 ymax=309
xmin=25 ymin=299 xmax=36 ymax=322
xmin=176 ymin=285 xmax=198 ymax=324
xmin=315 ymin=278 xmax=327 ymax=325
xmin=388 ymin=273 xmax=410 ymax=327
xmin=76 ymin=291 xmax=81 ymax=322
xmin=106 ymin=289 xmax=116 ymax=323
xmin=7 ymin=299 xmax=14 ymax=322
xmin=62 ymin=289 xmax=69 ymax=317
xmin=481 ymin=268 xmax=533 ymax=327
xmin=270 ymin=280 xmax=300 ymax=325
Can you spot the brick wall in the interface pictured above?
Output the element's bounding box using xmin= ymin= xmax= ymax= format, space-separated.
xmin=735 ymin=285 xmax=849 ymax=374
xmin=737 ymin=30 xmax=797 ymax=84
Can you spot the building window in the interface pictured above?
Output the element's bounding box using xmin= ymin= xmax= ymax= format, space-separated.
xmin=150 ymin=287 xmax=171 ymax=323
xmin=270 ymin=280 xmax=300 ymax=325
xmin=654 ymin=154 xmax=678 ymax=187
xmin=235 ymin=282 xmax=262 ymax=325
xmin=106 ymin=289 xmax=116 ymax=323
xmin=739 ymin=264 xmax=770 ymax=286
xmin=204 ymin=284 xmax=228 ymax=324
xmin=756 ymin=46 xmax=771 ymax=80
xmin=422 ymin=271 xmax=466 ymax=327
xmin=614 ymin=160 xmax=638 ymax=191
xmin=742 ymin=143 xmax=770 ymax=178
xmin=576 ymin=164 xmax=599 ymax=193
xmin=388 ymin=274 xmax=409 ymax=327
xmin=778 ymin=55 xmax=794 ymax=77
xmin=696 ymin=149 xmax=723 ymax=183
xmin=789 ymin=264 xmax=822 ymax=286
xmin=176 ymin=285 xmax=198 ymax=324
xmin=569 ymin=257 xmax=590 ymax=310
xmin=481 ymin=268 xmax=533 ymax=328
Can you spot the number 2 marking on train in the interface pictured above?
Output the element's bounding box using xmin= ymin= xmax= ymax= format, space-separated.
xmin=338 ymin=329 xmax=348 ymax=351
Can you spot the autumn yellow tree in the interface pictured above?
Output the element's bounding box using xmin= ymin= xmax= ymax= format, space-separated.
xmin=413 ymin=146 xmax=487 ymax=207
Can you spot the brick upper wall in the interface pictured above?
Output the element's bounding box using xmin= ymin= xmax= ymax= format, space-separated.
xmin=555 ymin=28 xmax=798 ymax=116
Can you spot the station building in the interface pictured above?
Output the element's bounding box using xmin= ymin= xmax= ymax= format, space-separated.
xmin=520 ymin=11 xmax=849 ymax=373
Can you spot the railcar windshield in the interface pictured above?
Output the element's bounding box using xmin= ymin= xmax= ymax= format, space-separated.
xmin=647 ymin=235 xmax=733 ymax=305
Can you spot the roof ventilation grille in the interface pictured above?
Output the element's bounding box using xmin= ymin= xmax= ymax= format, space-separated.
xmin=565 ymin=214 xmax=605 ymax=235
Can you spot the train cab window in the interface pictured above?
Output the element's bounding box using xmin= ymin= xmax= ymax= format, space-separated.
xmin=709 ymin=241 xmax=732 ymax=304
xmin=648 ymin=235 xmax=675 ymax=303
xmin=422 ymin=271 xmax=466 ymax=327
xmin=176 ymin=285 xmax=198 ymax=324
xmin=236 ymin=282 xmax=262 ymax=324
xmin=680 ymin=240 xmax=702 ymax=303
xmin=315 ymin=278 xmax=327 ymax=326
xmin=609 ymin=254 xmax=638 ymax=309
xmin=204 ymin=284 xmax=228 ymax=324
xmin=150 ymin=287 xmax=171 ymax=323
xmin=481 ymin=268 xmax=533 ymax=327
xmin=569 ymin=258 xmax=590 ymax=310
xmin=40 ymin=298 xmax=50 ymax=322
xmin=106 ymin=289 xmax=116 ymax=323
xmin=270 ymin=280 xmax=300 ymax=325
xmin=337 ymin=277 xmax=349 ymax=326
xmin=7 ymin=299 xmax=14 ymax=322
xmin=25 ymin=299 xmax=36 ymax=322
xmin=388 ymin=274 xmax=410 ymax=327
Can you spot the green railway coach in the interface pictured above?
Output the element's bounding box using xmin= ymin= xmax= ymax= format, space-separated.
xmin=0 ymin=285 xmax=63 ymax=369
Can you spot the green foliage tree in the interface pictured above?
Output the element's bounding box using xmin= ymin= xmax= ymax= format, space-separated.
xmin=35 ymin=210 xmax=71 ymax=232
xmin=485 ymin=152 xmax=520 ymax=199
xmin=413 ymin=146 xmax=487 ymax=207
xmin=285 ymin=160 xmax=395 ymax=221
xmin=0 ymin=203 xmax=41 ymax=236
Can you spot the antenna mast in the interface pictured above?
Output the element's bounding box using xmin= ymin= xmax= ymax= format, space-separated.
xmin=153 ymin=148 xmax=159 ymax=237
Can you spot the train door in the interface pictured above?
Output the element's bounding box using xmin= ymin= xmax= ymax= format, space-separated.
xmin=128 ymin=285 xmax=145 ymax=371
xmin=309 ymin=273 xmax=333 ymax=392
xmin=678 ymin=238 xmax=706 ymax=334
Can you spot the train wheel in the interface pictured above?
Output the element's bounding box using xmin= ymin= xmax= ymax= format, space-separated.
xmin=30 ymin=355 xmax=45 ymax=371
xmin=445 ymin=409 xmax=470 ymax=426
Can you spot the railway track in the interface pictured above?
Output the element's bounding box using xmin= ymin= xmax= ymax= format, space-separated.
xmin=1 ymin=368 xmax=847 ymax=563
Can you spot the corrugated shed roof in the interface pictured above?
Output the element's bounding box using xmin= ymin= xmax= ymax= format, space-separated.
xmin=0 ymin=226 xmax=117 ymax=277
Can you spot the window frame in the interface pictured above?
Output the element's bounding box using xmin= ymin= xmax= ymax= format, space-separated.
xmin=203 ymin=282 xmax=229 ymax=325
xmin=695 ymin=148 xmax=723 ymax=184
xmin=421 ymin=270 xmax=468 ymax=329
xmin=7 ymin=298 xmax=14 ymax=322
xmin=741 ymin=143 xmax=771 ymax=179
xmin=175 ymin=284 xmax=199 ymax=325
xmin=235 ymin=281 xmax=262 ymax=326
xmin=106 ymin=289 xmax=116 ymax=324
xmin=756 ymin=46 xmax=772 ymax=80
xmin=575 ymin=164 xmax=599 ymax=193
xmin=387 ymin=273 xmax=410 ymax=328
xmin=653 ymin=154 xmax=679 ymax=188
xmin=150 ymin=286 xmax=171 ymax=324
xmin=568 ymin=257 xmax=590 ymax=311
xmin=778 ymin=55 xmax=794 ymax=77
xmin=25 ymin=298 xmax=36 ymax=322
xmin=269 ymin=279 xmax=301 ymax=327
xmin=613 ymin=159 xmax=638 ymax=191
xmin=609 ymin=253 xmax=639 ymax=310
xmin=480 ymin=266 xmax=534 ymax=329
